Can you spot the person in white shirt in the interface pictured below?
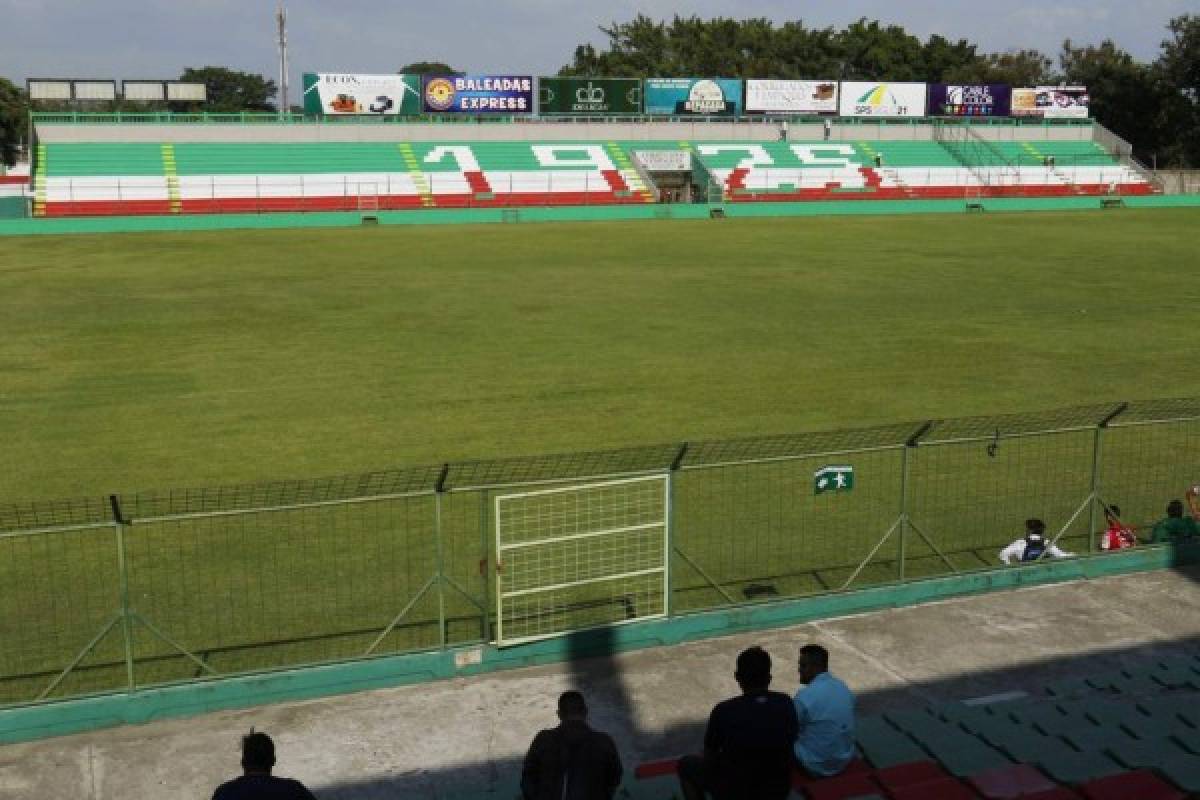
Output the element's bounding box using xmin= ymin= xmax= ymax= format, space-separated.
xmin=998 ymin=518 xmax=1075 ymax=565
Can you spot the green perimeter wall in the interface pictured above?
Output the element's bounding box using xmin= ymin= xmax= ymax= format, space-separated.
xmin=1 ymin=195 xmax=1199 ymax=237
xmin=1 ymin=544 xmax=1195 ymax=746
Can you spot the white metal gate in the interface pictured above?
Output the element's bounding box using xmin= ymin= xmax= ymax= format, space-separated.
xmin=494 ymin=475 xmax=669 ymax=646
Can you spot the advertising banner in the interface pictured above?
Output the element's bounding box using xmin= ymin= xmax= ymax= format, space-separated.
xmin=1012 ymin=86 xmax=1089 ymax=118
xmin=644 ymin=78 xmax=742 ymax=116
xmin=302 ymin=73 xmax=421 ymax=115
xmin=745 ymin=79 xmax=839 ymax=114
xmin=838 ymin=82 xmax=927 ymax=117
xmin=927 ymin=84 xmax=1012 ymax=117
xmin=422 ymin=75 xmax=534 ymax=113
xmin=538 ymin=78 xmax=641 ymax=114
xmin=634 ymin=151 xmax=691 ymax=171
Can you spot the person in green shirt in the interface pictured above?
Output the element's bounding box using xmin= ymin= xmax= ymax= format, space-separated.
xmin=1150 ymin=500 xmax=1200 ymax=544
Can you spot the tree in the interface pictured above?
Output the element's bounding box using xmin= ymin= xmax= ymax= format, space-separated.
xmin=399 ymin=62 xmax=460 ymax=76
xmin=1060 ymin=39 xmax=1165 ymax=160
xmin=944 ymin=49 xmax=1056 ymax=85
xmin=1156 ymin=14 xmax=1200 ymax=166
xmin=180 ymin=67 xmax=276 ymax=112
xmin=0 ymin=78 xmax=28 ymax=167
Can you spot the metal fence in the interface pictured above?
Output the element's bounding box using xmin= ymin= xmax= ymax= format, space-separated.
xmin=2 ymin=397 xmax=1199 ymax=707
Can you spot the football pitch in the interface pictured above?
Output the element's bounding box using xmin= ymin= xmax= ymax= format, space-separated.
xmin=2 ymin=208 xmax=1198 ymax=502
xmin=1 ymin=208 xmax=1199 ymax=705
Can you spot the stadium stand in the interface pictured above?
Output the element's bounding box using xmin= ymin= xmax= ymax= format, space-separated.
xmin=622 ymin=661 xmax=1200 ymax=799
xmin=31 ymin=134 xmax=1153 ymax=217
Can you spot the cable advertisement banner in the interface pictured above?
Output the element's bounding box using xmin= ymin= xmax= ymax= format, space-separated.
xmin=644 ymin=78 xmax=743 ymax=116
xmin=422 ymin=75 xmax=534 ymax=114
xmin=927 ymin=84 xmax=1012 ymax=117
xmin=838 ymin=82 xmax=927 ymax=117
xmin=302 ymin=73 xmax=421 ymax=115
xmin=1012 ymin=86 xmax=1090 ymax=118
xmin=745 ymin=80 xmax=839 ymax=114
xmin=538 ymin=78 xmax=642 ymax=114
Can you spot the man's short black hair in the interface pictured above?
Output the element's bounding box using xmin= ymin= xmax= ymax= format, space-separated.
xmin=799 ymin=644 xmax=829 ymax=671
xmin=1168 ymin=500 xmax=1184 ymax=518
xmin=558 ymin=690 xmax=588 ymax=718
xmin=1106 ymin=504 xmax=1121 ymax=518
xmin=241 ymin=731 xmax=276 ymax=772
xmin=1025 ymin=518 xmax=1046 ymax=534
xmin=735 ymin=646 xmax=772 ymax=688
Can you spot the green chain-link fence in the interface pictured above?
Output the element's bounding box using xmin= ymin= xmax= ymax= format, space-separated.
xmin=2 ymin=398 xmax=1198 ymax=707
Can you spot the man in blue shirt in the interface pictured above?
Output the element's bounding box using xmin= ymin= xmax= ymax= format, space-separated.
xmin=793 ymin=644 xmax=856 ymax=777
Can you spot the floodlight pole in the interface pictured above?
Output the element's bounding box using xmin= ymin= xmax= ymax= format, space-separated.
xmin=276 ymin=3 xmax=289 ymax=114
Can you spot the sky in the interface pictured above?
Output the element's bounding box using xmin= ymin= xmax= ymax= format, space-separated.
xmin=1 ymin=0 xmax=1196 ymax=102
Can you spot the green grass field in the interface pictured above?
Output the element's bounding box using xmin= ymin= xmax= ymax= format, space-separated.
xmin=1 ymin=208 xmax=1199 ymax=706
xmin=2 ymin=209 xmax=1199 ymax=501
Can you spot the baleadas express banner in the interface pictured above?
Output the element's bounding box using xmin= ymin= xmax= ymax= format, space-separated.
xmin=422 ymin=75 xmax=534 ymax=113
xmin=538 ymin=78 xmax=642 ymax=114
xmin=302 ymin=73 xmax=421 ymax=115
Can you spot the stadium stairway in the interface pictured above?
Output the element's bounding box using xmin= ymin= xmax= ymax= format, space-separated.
xmin=35 ymin=138 xmax=1154 ymax=217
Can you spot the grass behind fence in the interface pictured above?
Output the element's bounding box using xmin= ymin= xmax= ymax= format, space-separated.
xmin=2 ymin=210 xmax=1199 ymax=705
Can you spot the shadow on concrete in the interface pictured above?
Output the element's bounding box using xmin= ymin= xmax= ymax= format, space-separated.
xmin=301 ymin=562 xmax=1200 ymax=799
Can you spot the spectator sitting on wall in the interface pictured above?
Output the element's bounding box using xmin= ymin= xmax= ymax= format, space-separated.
xmin=1100 ymin=505 xmax=1137 ymax=551
xmin=678 ymin=646 xmax=799 ymax=800
xmin=793 ymin=644 xmax=856 ymax=778
xmin=521 ymin=690 xmax=622 ymax=800
xmin=1187 ymin=485 xmax=1200 ymax=521
xmin=1150 ymin=500 xmax=1200 ymax=545
xmin=998 ymin=519 xmax=1075 ymax=564
xmin=212 ymin=731 xmax=316 ymax=800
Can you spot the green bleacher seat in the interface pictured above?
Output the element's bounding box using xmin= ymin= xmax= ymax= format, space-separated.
xmin=1107 ymin=736 xmax=1193 ymax=769
xmin=1155 ymin=754 xmax=1200 ymax=793
xmin=921 ymin=738 xmax=1012 ymax=777
xmin=1035 ymin=750 xmax=1125 ymax=784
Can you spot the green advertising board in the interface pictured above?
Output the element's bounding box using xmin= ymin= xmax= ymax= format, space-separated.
xmin=302 ymin=73 xmax=421 ymax=116
xmin=538 ymin=78 xmax=642 ymax=115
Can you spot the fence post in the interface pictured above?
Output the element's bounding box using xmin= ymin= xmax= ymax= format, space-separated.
xmin=434 ymin=464 xmax=449 ymax=649
xmin=666 ymin=443 xmax=689 ymax=618
xmin=1089 ymin=403 xmax=1128 ymax=554
xmin=109 ymin=495 xmax=136 ymax=692
xmin=900 ymin=422 xmax=933 ymax=582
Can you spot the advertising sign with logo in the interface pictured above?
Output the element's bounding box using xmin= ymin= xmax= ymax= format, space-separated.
xmin=634 ymin=150 xmax=691 ymax=171
xmin=422 ymin=75 xmax=534 ymax=113
xmin=538 ymin=78 xmax=641 ymax=114
xmin=644 ymin=78 xmax=743 ymax=116
xmin=302 ymin=73 xmax=421 ymax=115
xmin=745 ymin=79 xmax=839 ymax=113
xmin=1012 ymin=86 xmax=1090 ymax=118
xmin=838 ymin=82 xmax=927 ymax=117
xmin=928 ymin=84 xmax=1012 ymax=117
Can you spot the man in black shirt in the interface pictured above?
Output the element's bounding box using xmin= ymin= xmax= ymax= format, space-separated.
xmin=522 ymin=690 xmax=623 ymax=800
xmin=678 ymin=646 xmax=800 ymax=800
xmin=212 ymin=731 xmax=317 ymax=800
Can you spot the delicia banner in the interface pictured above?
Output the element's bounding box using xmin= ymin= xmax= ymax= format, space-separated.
xmin=422 ymin=75 xmax=534 ymax=113
xmin=927 ymin=84 xmax=1012 ymax=117
xmin=538 ymin=78 xmax=642 ymax=114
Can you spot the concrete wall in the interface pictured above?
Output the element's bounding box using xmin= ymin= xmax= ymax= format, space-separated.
xmin=1155 ymin=170 xmax=1200 ymax=195
xmin=35 ymin=120 xmax=1096 ymax=145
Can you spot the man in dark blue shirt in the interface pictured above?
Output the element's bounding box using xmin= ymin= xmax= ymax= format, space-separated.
xmin=212 ymin=731 xmax=317 ymax=800
xmin=678 ymin=647 xmax=800 ymax=800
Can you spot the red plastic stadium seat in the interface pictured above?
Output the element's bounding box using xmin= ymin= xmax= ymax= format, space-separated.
xmin=968 ymin=763 xmax=1058 ymax=799
xmin=888 ymin=776 xmax=979 ymax=800
xmin=803 ymin=773 xmax=881 ymax=800
xmin=792 ymin=758 xmax=871 ymax=790
xmin=1021 ymin=789 xmax=1081 ymax=800
xmin=1078 ymin=769 xmax=1185 ymax=800
xmin=873 ymin=760 xmax=947 ymax=791
xmin=633 ymin=758 xmax=678 ymax=779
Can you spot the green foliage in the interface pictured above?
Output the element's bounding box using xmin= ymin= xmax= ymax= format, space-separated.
xmin=180 ymin=66 xmax=276 ymax=112
xmin=399 ymin=62 xmax=461 ymax=76
xmin=1157 ymin=14 xmax=1200 ymax=166
xmin=1060 ymin=39 xmax=1167 ymax=159
xmin=0 ymin=77 xmax=28 ymax=167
